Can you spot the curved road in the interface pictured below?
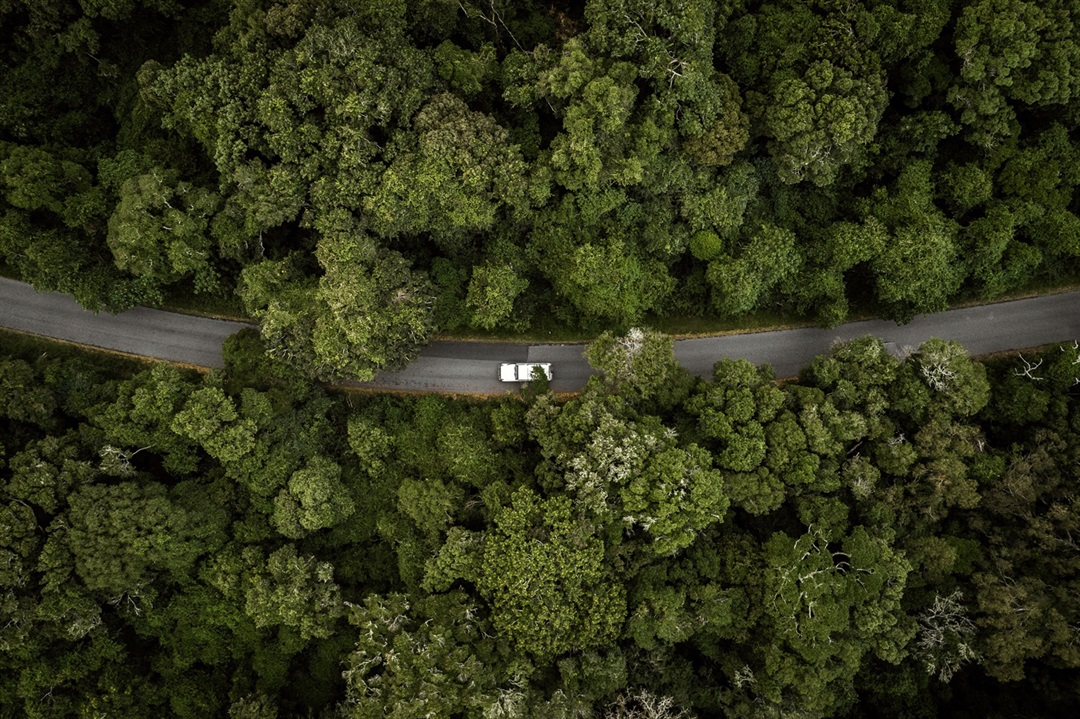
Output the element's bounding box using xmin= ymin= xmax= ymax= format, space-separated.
xmin=1 ymin=277 xmax=1077 ymax=393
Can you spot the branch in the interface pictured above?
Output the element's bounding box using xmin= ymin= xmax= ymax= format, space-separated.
xmin=1014 ymin=353 xmax=1044 ymax=381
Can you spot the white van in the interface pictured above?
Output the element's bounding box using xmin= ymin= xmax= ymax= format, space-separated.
xmin=499 ymin=363 xmax=553 ymax=382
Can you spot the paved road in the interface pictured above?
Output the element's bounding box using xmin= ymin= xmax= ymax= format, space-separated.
xmin=0 ymin=278 xmax=253 ymax=368
xmin=2 ymin=277 xmax=1077 ymax=393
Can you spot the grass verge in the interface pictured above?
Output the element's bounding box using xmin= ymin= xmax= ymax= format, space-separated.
xmin=158 ymin=287 xmax=250 ymax=322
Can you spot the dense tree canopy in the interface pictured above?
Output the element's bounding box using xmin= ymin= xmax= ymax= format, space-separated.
xmin=0 ymin=0 xmax=1077 ymax=711
xmin=2 ymin=329 xmax=1078 ymax=717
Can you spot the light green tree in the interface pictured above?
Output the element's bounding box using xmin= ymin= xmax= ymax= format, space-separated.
xmin=65 ymin=482 xmax=205 ymax=595
xmin=272 ymin=456 xmax=355 ymax=538
xmin=465 ymin=262 xmax=529 ymax=330
xmin=341 ymin=592 xmax=501 ymax=719
xmin=762 ymin=60 xmax=887 ymax=186
xmin=478 ymin=489 xmax=625 ymax=660
xmin=736 ymin=525 xmax=913 ymax=717
xmin=366 ymin=93 xmax=528 ymax=243
xmin=239 ymin=226 xmax=436 ymax=380
xmin=106 ymin=168 xmax=221 ymax=293
xmin=243 ymin=544 xmax=343 ymax=641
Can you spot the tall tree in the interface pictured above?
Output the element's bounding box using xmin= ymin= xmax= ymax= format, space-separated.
xmin=478 ymin=488 xmax=626 ymax=660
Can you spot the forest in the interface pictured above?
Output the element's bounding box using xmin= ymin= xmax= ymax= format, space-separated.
xmin=1 ymin=329 xmax=1079 ymax=717
xmin=1 ymin=0 xmax=1078 ymax=379
xmin=2 ymin=1 xmax=1079 ymax=716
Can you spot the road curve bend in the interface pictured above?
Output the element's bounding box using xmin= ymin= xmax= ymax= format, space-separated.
xmin=1 ymin=277 xmax=1077 ymax=393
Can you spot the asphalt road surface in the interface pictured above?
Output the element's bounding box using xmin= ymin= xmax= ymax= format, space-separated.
xmin=2 ymin=277 xmax=1077 ymax=394
xmin=0 ymin=278 xmax=253 ymax=368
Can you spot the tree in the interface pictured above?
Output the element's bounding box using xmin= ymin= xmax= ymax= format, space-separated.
xmin=0 ymin=144 xmax=97 ymax=225
xmin=679 ymin=72 xmax=750 ymax=167
xmin=239 ymin=225 xmax=437 ymax=380
xmin=684 ymin=358 xmax=787 ymax=512
xmin=0 ymin=358 xmax=58 ymax=429
xmin=891 ymin=339 xmax=991 ymax=423
xmin=91 ymin=363 xmax=200 ymax=476
xmin=819 ymin=218 xmax=888 ymax=276
xmin=272 ymin=456 xmax=355 ymax=538
xmin=311 ymin=228 xmax=436 ymax=379
xmin=583 ymin=0 xmax=749 ymax=167
xmin=938 ymin=162 xmax=994 ymax=215
xmin=465 ymin=262 xmax=529 ymax=330
xmin=341 ymin=592 xmax=502 ymax=719
xmin=171 ymin=385 xmax=257 ymax=465
xmin=584 ymin=327 xmax=694 ymax=410
xmin=436 ymin=412 xmax=502 ymax=488
xmin=538 ymin=221 xmax=674 ymax=327
xmin=706 ymin=222 xmax=801 ymax=316
xmin=505 ymin=36 xmax=667 ymax=193
xmin=619 ymin=437 xmax=727 ymax=556
xmin=235 ymin=255 xmax=321 ymax=372
xmin=965 ymin=423 xmax=1080 ymax=682
xmin=64 ymin=481 xmax=206 ymax=596
xmin=151 ymin=8 xmax=437 ymax=224
xmin=862 ymin=161 xmax=966 ymax=322
xmin=801 ymin=335 xmax=901 ymax=432
xmin=478 ymin=488 xmax=625 ymax=660
xmin=5 ymin=432 xmax=96 ymax=514
xmin=0 ymin=206 xmax=165 ymax=313
xmin=870 ymin=221 xmax=964 ymax=322
xmin=433 ymin=40 xmax=496 ymax=98
xmin=559 ymin=410 xmax=727 ymax=555
xmin=605 ymin=689 xmax=693 ymax=719
xmin=962 ymin=203 xmax=1024 ymax=296
xmin=106 ymin=168 xmax=222 ymax=294
xmin=365 ymin=93 xmax=529 ymax=243
xmin=914 ymin=590 xmax=978 ymax=683
xmin=949 ymin=0 xmax=1080 ymax=148
xmin=738 ymin=525 xmax=913 ymax=717
xmin=678 ymin=161 xmax=758 ymax=239
xmin=761 ymin=60 xmax=887 ymax=186
xmin=243 ymin=544 xmax=343 ymax=641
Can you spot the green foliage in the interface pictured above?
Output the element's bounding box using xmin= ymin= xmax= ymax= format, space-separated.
xmin=950 ymin=0 xmax=1080 ymax=147
xmin=3 ymin=0 xmax=1080 ymax=710
xmin=862 ymin=161 xmax=966 ymax=322
xmin=746 ymin=525 xmax=912 ymax=715
xmin=760 ymin=60 xmax=887 ymax=186
xmin=688 ymin=230 xmax=722 ymax=261
xmin=433 ymin=41 xmax=496 ymax=98
xmin=2 ymin=0 xmax=1075 ymax=353
xmin=65 ymin=481 xmax=207 ymax=595
xmin=341 ymin=592 xmax=500 ymax=718
xmin=0 ymin=358 xmax=59 ymax=429
xmin=171 ymin=385 xmax=256 ymax=464
xmin=0 ymin=144 xmax=96 ymax=222
xmin=92 ymin=363 xmax=200 ymax=475
xmin=369 ymin=93 xmax=528 ymax=240
xmin=479 ymin=489 xmax=626 ymax=660
xmin=243 ymin=544 xmax=343 ymax=641
xmin=541 ymin=225 xmax=675 ymax=327
xmin=465 ymin=262 xmax=529 ymax=330
xmin=106 ymin=168 xmax=222 ymax=293
xmin=239 ymin=225 xmax=436 ymax=381
xmin=707 ymin=222 xmax=802 ymax=316
xmin=4 ymin=333 xmax=1080 ymax=716
xmin=273 ymin=456 xmax=355 ymax=538
xmin=5 ymin=432 xmax=96 ymax=514
xmin=584 ymin=327 xmax=694 ymax=410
